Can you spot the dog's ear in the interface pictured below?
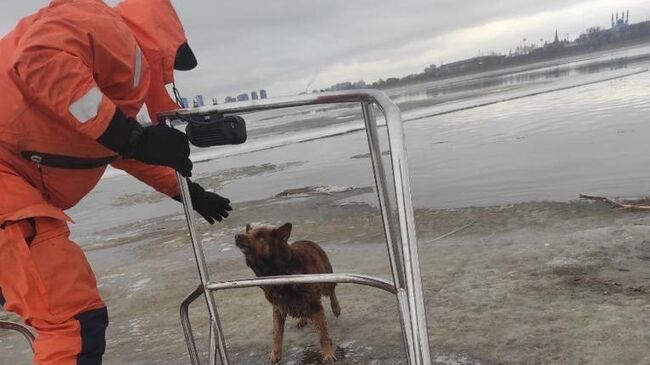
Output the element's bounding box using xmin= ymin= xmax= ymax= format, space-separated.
xmin=246 ymin=224 xmax=252 ymax=233
xmin=274 ymin=223 xmax=292 ymax=242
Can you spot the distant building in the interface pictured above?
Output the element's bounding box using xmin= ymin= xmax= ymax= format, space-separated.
xmin=195 ymin=95 xmax=205 ymax=107
xmin=612 ymin=10 xmax=630 ymax=30
xmin=327 ymin=80 xmax=368 ymax=92
xmin=211 ymin=97 xmax=218 ymax=105
xmin=424 ymin=64 xmax=438 ymax=74
xmin=180 ymin=97 xmax=190 ymax=108
xmin=329 ymin=82 xmax=354 ymax=91
xmin=439 ymin=55 xmax=505 ymax=74
xmin=259 ymin=89 xmax=268 ymax=99
xmin=251 ymin=91 xmax=259 ymax=100
xmin=225 ymin=96 xmax=236 ymax=103
xmin=237 ymin=93 xmax=250 ymax=102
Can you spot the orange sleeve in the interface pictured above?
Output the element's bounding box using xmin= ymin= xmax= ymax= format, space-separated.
xmin=9 ymin=16 xmax=116 ymax=140
xmin=110 ymin=159 xmax=180 ymax=198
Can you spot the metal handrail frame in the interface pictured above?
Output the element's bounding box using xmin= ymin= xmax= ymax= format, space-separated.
xmin=161 ymin=90 xmax=431 ymax=365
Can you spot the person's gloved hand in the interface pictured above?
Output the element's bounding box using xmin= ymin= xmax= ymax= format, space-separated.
xmin=174 ymin=180 xmax=232 ymax=224
xmin=97 ymin=109 xmax=193 ymax=177
xmin=131 ymin=125 xmax=193 ymax=177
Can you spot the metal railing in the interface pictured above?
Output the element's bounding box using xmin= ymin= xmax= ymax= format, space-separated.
xmin=160 ymin=89 xmax=432 ymax=365
xmin=0 ymin=320 xmax=35 ymax=352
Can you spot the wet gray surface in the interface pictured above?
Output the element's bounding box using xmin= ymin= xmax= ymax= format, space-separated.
xmin=4 ymin=192 xmax=650 ymax=365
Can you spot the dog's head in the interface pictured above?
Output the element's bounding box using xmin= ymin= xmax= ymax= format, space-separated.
xmin=235 ymin=223 xmax=292 ymax=269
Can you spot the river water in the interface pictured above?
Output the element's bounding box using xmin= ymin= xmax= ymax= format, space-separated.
xmin=71 ymin=43 xmax=650 ymax=243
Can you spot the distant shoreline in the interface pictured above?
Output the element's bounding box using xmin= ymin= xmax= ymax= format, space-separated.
xmin=373 ymin=38 xmax=650 ymax=91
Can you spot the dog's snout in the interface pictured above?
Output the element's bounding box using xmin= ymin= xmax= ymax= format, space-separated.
xmin=235 ymin=234 xmax=245 ymax=245
xmin=235 ymin=234 xmax=251 ymax=254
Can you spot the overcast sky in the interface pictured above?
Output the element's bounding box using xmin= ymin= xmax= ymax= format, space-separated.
xmin=2 ymin=1 xmax=650 ymax=102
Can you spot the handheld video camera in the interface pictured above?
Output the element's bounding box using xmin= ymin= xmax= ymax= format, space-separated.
xmin=183 ymin=112 xmax=247 ymax=147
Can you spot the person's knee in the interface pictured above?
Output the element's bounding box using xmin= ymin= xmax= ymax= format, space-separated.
xmin=75 ymin=307 xmax=109 ymax=364
xmin=27 ymin=217 xmax=104 ymax=318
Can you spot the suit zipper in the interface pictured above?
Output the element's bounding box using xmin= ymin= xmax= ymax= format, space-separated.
xmin=30 ymin=155 xmax=51 ymax=201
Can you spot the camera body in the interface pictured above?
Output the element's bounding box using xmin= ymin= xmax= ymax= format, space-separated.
xmin=184 ymin=113 xmax=247 ymax=147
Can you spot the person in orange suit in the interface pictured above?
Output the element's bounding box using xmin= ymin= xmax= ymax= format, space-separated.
xmin=0 ymin=1 xmax=232 ymax=364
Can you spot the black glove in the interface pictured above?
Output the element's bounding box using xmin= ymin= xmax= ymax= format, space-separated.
xmin=130 ymin=125 xmax=193 ymax=176
xmin=173 ymin=180 xmax=232 ymax=224
xmin=97 ymin=109 xmax=193 ymax=177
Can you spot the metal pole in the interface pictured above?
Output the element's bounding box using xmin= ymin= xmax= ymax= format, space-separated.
xmin=176 ymin=173 xmax=231 ymax=365
xmin=396 ymin=289 xmax=416 ymax=363
xmin=206 ymin=273 xmax=395 ymax=293
xmin=208 ymin=325 xmax=218 ymax=365
xmin=180 ymin=286 xmax=204 ymax=365
xmin=362 ymin=102 xmax=414 ymax=363
xmin=361 ymin=102 xmax=405 ymax=288
xmin=382 ymin=107 xmax=432 ymax=365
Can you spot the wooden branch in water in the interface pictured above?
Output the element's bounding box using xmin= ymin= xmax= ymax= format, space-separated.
xmin=579 ymin=194 xmax=650 ymax=211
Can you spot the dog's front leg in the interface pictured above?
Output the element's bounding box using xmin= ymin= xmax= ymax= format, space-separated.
xmin=312 ymin=306 xmax=337 ymax=363
xmin=269 ymin=307 xmax=286 ymax=364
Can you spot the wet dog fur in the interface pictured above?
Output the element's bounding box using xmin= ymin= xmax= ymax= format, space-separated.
xmin=235 ymin=223 xmax=340 ymax=364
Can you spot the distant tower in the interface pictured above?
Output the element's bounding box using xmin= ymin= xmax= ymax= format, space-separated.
xmin=251 ymin=91 xmax=259 ymax=100
xmin=180 ymin=97 xmax=190 ymax=108
xmin=195 ymin=95 xmax=205 ymax=107
xmin=613 ymin=10 xmax=629 ymax=30
xmin=612 ymin=13 xmax=615 ymax=28
xmin=554 ymin=30 xmax=559 ymax=44
xmin=259 ymin=89 xmax=268 ymax=99
xmin=211 ymin=97 xmax=218 ymax=105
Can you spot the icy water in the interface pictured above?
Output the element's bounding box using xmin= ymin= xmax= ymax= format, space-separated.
xmin=71 ymin=43 xmax=650 ymax=243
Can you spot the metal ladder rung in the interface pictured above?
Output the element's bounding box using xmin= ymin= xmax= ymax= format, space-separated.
xmin=205 ymin=273 xmax=396 ymax=294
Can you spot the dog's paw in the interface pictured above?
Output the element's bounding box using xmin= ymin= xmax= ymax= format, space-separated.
xmin=268 ymin=350 xmax=282 ymax=364
xmin=332 ymin=306 xmax=341 ymax=318
xmin=296 ymin=318 xmax=309 ymax=329
xmin=322 ymin=349 xmax=337 ymax=363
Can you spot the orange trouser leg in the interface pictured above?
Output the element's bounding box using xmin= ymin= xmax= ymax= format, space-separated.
xmin=0 ymin=217 xmax=107 ymax=365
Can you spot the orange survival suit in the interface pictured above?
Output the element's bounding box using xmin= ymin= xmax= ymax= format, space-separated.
xmin=0 ymin=1 xmax=230 ymax=364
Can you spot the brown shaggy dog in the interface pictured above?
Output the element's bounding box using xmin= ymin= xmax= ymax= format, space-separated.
xmin=235 ymin=223 xmax=341 ymax=364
